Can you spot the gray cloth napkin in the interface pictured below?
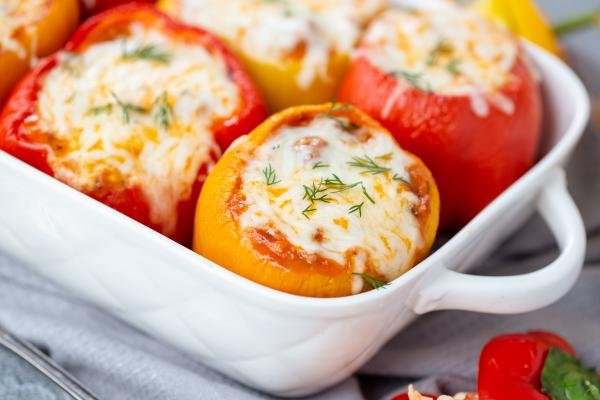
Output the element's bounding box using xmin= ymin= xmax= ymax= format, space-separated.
xmin=1 ymin=0 xmax=599 ymax=399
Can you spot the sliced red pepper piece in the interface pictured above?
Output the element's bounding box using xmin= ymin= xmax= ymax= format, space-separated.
xmin=477 ymin=331 xmax=575 ymax=400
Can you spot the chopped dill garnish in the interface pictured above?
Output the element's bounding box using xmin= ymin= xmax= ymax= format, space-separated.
xmin=87 ymin=103 xmax=113 ymax=116
xmin=321 ymin=101 xmax=358 ymax=132
xmin=323 ymin=174 xmax=362 ymax=193
xmin=426 ymin=39 xmax=454 ymax=66
xmin=302 ymin=204 xmax=316 ymax=219
xmin=303 ymin=179 xmax=331 ymax=203
xmin=391 ymin=70 xmax=432 ymax=93
xmin=361 ymin=185 xmax=375 ymax=204
xmin=153 ymin=92 xmax=173 ymax=130
xmin=262 ymin=164 xmax=281 ymax=186
xmin=121 ymin=44 xmax=171 ymax=64
xmin=62 ymin=53 xmax=82 ymax=76
xmin=352 ymin=272 xmax=388 ymax=290
xmin=110 ymin=92 xmax=147 ymax=124
xmin=446 ymin=59 xmax=461 ymax=75
xmin=348 ymin=202 xmax=364 ymax=217
xmin=312 ymin=161 xmax=329 ymax=169
xmin=347 ymin=155 xmax=391 ymax=175
xmin=393 ymin=173 xmax=412 ymax=187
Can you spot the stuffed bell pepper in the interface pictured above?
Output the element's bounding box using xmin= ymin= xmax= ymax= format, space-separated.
xmin=0 ymin=0 xmax=79 ymax=104
xmin=158 ymin=0 xmax=387 ymax=111
xmin=194 ymin=103 xmax=439 ymax=297
xmin=0 ymin=4 xmax=267 ymax=245
xmin=339 ymin=5 xmax=542 ymax=228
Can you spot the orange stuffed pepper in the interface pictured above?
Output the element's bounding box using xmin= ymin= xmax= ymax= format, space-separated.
xmin=158 ymin=0 xmax=387 ymax=111
xmin=0 ymin=0 xmax=79 ymax=104
xmin=0 ymin=4 xmax=267 ymax=245
xmin=339 ymin=6 xmax=542 ymax=228
xmin=195 ymin=103 xmax=439 ymax=297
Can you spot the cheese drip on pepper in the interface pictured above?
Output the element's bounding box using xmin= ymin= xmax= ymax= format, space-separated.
xmin=35 ymin=23 xmax=240 ymax=235
xmin=238 ymin=115 xmax=423 ymax=294
xmin=361 ymin=7 xmax=519 ymax=117
xmin=0 ymin=0 xmax=46 ymax=58
xmin=170 ymin=0 xmax=386 ymax=88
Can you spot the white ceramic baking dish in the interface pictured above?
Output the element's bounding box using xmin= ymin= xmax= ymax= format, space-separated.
xmin=0 ymin=42 xmax=590 ymax=397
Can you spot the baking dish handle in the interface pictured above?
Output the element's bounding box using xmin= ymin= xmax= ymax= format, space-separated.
xmin=412 ymin=169 xmax=585 ymax=314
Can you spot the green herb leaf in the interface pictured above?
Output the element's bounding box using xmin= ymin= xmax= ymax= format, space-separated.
xmin=262 ymin=164 xmax=281 ymax=186
xmin=446 ymin=59 xmax=461 ymax=75
xmin=303 ymin=179 xmax=331 ymax=203
xmin=348 ymin=202 xmax=364 ymax=217
xmin=391 ymin=70 xmax=432 ymax=93
xmin=122 ymin=44 xmax=171 ymax=64
xmin=321 ymin=101 xmax=358 ymax=132
xmin=426 ymin=39 xmax=454 ymax=66
xmin=87 ymin=103 xmax=113 ymax=116
xmin=323 ymin=174 xmax=362 ymax=193
xmin=153 ymin=92 xmax=173 ymax=130
xmin=553 ymin=11 xmax=599 ymax=36
xmin=542 ymin=347 xmax=600 ymax=400
xmin=302 ymin=204 xmax=316 ymax=219
xmin=348 ymin=155 xmax=391 ymax=175
xmin=393 ymin=173 xmax=412 ymax=187
xmin=312 ymin=161 xmax=329 ymax=169
xmin=110 ymin=92 xmax=147 ymax=124
xmin=352 ymin=272 xmax=388 ymax=290
xmin=361 ymin=185 xmax=375 ymax=204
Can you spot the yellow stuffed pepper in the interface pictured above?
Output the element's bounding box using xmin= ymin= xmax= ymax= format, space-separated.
xmin=0 ymin=0 xmax=79 ymax=104
xmin=194 ymin=103 xmax=440 ymax=297
xmin=158 ymin=0 xmax=386 ymax=112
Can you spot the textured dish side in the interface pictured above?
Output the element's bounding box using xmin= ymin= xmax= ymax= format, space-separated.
xmin=0 ymin=43 xmax=588 ymax=396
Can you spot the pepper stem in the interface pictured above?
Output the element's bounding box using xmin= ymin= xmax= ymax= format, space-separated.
xmin=553 ymin=11 xmax=599 ymax=36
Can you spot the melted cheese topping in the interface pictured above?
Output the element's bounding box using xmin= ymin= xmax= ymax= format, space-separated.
xmin=170 ymin=0 xmax=386 ymax=88
xmin=239 ymin=116 xmax=423 ymax=294
xmin=361 ymin=7 xmax=519 ymax=117
xmin=35 ymin=24 xmax=240 ymax=235
xmin=0 ymin=0 xmax=46 ymax=58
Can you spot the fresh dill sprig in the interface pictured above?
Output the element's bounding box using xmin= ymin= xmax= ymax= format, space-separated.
xmin=361 ymin=185 xmax=375 ymax=204
xmin=262 ymin=164 xmax=281 ymax=186
xmin=87 ymin=103 xmax=113 ymax=116
xmin=446 ymin=59 xmax=461 ymax=75
xmin=391 ymin=70 xmax=432 ymax=93
xmin=352 ymin=272 xmax=388 ymax=290
xmin=426 ymin=39 xmax=454 ymax=66
xmin=312 ymin=161 xmax=329 ymax=169
xmin=321 ymin=101 xmax=358 ymax=132
xmin=347 ymin=155 xmax=391 ymax=175
xmin=153 ymin=92 xmax=173 ymax=130
xmin=303 ymin=179 xmax=331 ymax=203
xmin=393 ymin=173 xmax=412 ymax=187
xmin=111 ymin=92 xmax=147 ymax=124
xmin=302 ymin=204 xmax=316 ymax=219
xmin=121 ymin=44 xmax=171 ymax=64
xmin=323 ymin=174 xmax=362 ymax=193
xmin=348 ymin=202 xmax=364 ymax=217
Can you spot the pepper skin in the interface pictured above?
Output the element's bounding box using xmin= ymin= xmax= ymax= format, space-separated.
xmin=0 ymin=0 xmax=79 ymax=105
xmin=477 ymin=331 xmax=575 ymax=400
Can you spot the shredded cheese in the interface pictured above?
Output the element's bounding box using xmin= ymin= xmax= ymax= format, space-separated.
xmin=0 ymin=0 xmax=47 ymax=59
xmin=238 ymin=115 xmax=424 ymax=294
xmin=361 ymin=7 xmax=519 ymax=117
xmin=407 ymin=385 xmax=477 ymax=400
xmin=169 ymin=0 xmax=386 ymax=88
xmin=35 ymin=23 xmax=240 ymax=235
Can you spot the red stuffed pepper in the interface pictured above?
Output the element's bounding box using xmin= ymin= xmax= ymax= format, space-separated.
xmin=0 ymin=4 xmax=267 ymax=245
xmin=339 ymin=5 xmax=542 ymax=228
